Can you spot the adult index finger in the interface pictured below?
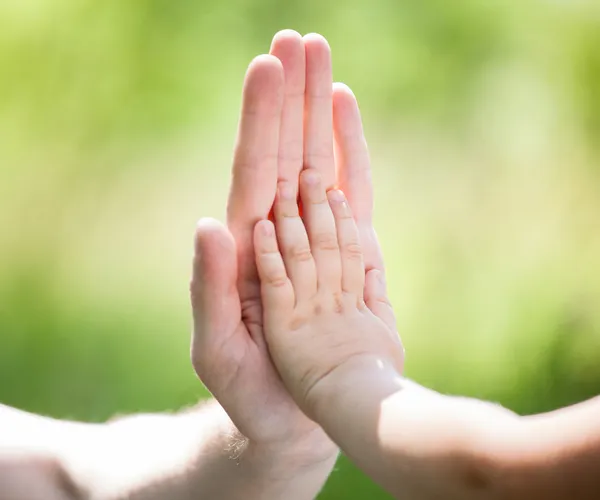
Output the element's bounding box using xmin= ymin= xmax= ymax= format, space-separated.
xmin=227 ymin=54 xmax=284 ymax=244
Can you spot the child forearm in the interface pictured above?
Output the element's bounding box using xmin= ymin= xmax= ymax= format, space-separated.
xmin=308 ymin=356 xmax=524 ymax=500
xmin=309 ymin=356 xmax=600 ymax=500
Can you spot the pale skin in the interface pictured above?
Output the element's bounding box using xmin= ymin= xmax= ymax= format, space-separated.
xmin=5 ymin=27 xmax=599 ymax=500
xmin=189 ymin=26 xmax=391 ymax=469
xmin=1 ymin=29 xmax=384 ymax=499
xmin=253 ymin=110 xmax=600 ymax=499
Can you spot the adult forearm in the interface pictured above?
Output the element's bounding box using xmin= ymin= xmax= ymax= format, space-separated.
xmin=1 ymin=401 xmax=336 ymax=500
xmin=0 ymin=404 xmax=82 ymax=500
xmin=178 ymin=402 xmax=337 ymax=500
xmin=55 ymin=400 xmax=336 ymax=500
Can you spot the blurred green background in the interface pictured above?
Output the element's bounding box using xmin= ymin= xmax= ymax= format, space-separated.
xmin=1 ymin=0 xmax=600 ymax=497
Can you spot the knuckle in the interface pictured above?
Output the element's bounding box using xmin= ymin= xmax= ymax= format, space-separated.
xmin=332 ymin=292 xmax=344 ymax=314
xmin=279 ymin=210 xmax=300 ymax=219
xmin=267 ymin=274 xmax=289 ymax=288
xmin=337 ymin=210 xmax=354 ymax=220
xmin=343 ymin=242 xmax=363 ymax=261
xmin=260 ymin=248 xmax=280 ymax=258
xmin=307 ymin=196 xmax=328 ymax=206
xmin=314 ymin=232 xmax=339 ymax=251
xmin=289 ymin=245 xmax=313 ymax=262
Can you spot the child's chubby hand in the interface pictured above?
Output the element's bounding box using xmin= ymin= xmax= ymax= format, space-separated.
xmin=253 ymin=169 xmax=405 ymax=418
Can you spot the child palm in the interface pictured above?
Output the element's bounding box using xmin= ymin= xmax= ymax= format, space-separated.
xmin=254 ymin=170 xmax=405 ymax=416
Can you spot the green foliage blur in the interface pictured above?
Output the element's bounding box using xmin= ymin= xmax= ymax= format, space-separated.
xmin=1 ymin=1 xmax=600 ymax=497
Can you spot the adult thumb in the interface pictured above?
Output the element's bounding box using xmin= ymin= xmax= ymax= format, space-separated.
xmin=190 ymin=218 xmax=241 ymax=356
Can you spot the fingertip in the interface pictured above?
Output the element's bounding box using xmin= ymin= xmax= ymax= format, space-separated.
xmin=277 ymin=181 xmax=296 ymax=202
xmin=195 ymin=216 xmax=225 ymax=233
xmin=300 ymin=168 xmax=321 ymax=187
xmin=327 ymin=189 xmax=351 ymax=219
xmin=242 ymin=54 xmax=284 ymax=118
xmin=194 ymin=217 xmax=231 ymax=256
xmin=191 ymin=219 xmax=238 ymax=306
xmin=333 ymin=83 xmax=362 ymax=127
xmin=270 ymin=30 xmax=306 ymax=95
xmin=248 ymin=53 xmax=284 ymax=75
xmin=271 ymin=29 xmax=303 ymax=50
xmin=327 ymin=188 xmax=346 ymax=203
xmin=332 ymin=82 xmax=355 ymax=98
xmin=244 ymin=54 xmax=284 ymax=101
xmin=333 ymin=82 xmax=359 ymax=111
xmin=303 ymin=33 xmax=332 ymax=80
xmin=303 ymin=32 xmax=331 ymax=52
xmin=260 ymin=219 xmax=275 ymax=236
xmin=254 ymin=219 xmax=275 ymax=248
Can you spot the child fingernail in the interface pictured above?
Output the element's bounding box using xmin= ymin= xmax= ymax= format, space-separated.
xmin=279 ymin=183 xmax=294 ymax=200
xmin=328 ymin=189 xmax=345 ymax=202
xmin=303 ymin=170 xmax=320 ymax=185
xmin=262 ymin=221 xmax=273 ymax=236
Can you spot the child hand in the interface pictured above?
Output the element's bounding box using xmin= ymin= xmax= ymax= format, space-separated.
xmin=253 ymin=169 xmax=404 ymax=418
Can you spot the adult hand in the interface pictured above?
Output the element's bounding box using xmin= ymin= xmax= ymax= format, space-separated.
xmin=190 ymin=29 xmax=389 ymax=460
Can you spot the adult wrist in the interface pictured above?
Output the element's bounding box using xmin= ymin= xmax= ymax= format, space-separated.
xmin=212 ymin=411 xmax=338 ymax=499
xmin=244 ymin=426 xmax=339 ymax=481
xmin=204 ymin=400 xmax=338 ymax=482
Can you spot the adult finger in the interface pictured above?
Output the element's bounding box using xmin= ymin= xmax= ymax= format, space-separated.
xmin=227 ymin=55 xmax=284 ymax=269
xmin=270 ymin=30 xmax=305 ymax=193
xmin=333 ymin=82 xmax=385 ymax=274
xmin=303 ymin=34 xmax=336 ymax=189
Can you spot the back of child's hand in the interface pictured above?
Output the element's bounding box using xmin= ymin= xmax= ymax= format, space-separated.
xmin=253 ymin=169 xmax=404 ymax=418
